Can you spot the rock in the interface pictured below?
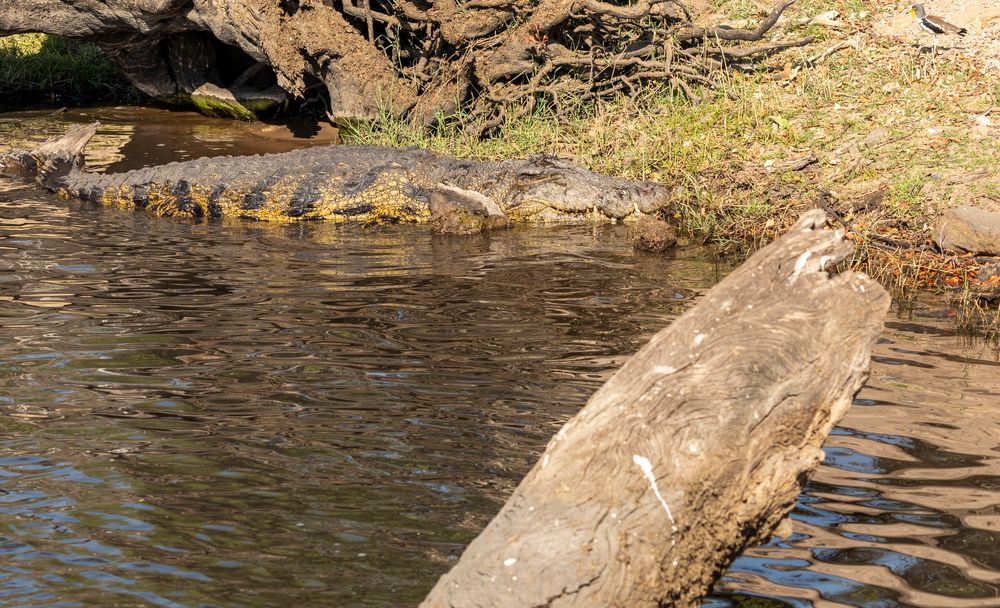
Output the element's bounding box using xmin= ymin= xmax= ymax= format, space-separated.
xmin=934 ymin=205 xmax=1000 ymax=255
xmin=190 ymin=82 xmax=286 ymax=121
xmin=881 ymin=81 xmax=901 ymax=94
xmin=429 ymin=184 xmax=510 ymax=235
xmin=631 ymin=215 xmax=678 ymax=252
xmin=972 ymin=262 xmax=1000 ymax=300
xmin=809 ymin=10 xmax=844 ymax=28
xmin=849 ymin=185 xmax=886 ymax=212
xmin=862 ymin=126 xmax=889 ymax=149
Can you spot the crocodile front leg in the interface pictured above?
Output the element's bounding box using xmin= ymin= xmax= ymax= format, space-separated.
xmin=428 ymin=184 xmax=511 ymax=234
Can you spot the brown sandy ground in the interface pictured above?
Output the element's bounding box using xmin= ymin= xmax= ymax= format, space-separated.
xmin=711 ymin=0 xmax=1000 ymax=309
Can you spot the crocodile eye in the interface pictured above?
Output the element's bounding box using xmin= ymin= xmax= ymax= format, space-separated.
xmin=516 ymin=155 xmax=572 ymax=177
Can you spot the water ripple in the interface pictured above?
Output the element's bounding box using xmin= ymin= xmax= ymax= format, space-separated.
xmin=0 ymin=174 xmax=706 ymax=606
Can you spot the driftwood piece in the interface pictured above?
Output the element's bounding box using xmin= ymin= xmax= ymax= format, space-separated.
xmin=421 ymin=210 xmax=889 ymax=607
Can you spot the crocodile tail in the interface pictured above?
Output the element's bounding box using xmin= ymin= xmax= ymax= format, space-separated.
xmin=1 ymin=122 xmax=99 ymax=189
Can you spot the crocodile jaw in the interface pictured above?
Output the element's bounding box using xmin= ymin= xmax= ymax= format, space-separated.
xmin=494 ymin=156 xmax=670 ymax=221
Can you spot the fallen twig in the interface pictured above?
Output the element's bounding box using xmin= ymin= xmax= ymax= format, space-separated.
xmin=784 ymin=35 xmax=860 ymax=81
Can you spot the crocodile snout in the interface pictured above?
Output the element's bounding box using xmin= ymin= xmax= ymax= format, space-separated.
xmin=506 ymin=157 xmax=670 ymax=221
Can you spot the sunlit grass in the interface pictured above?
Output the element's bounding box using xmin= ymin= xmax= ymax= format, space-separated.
xmin=344 ymin=0 xmax=1000 ymax=306
xmin=0 ymin=33 xmax=139 ymax=101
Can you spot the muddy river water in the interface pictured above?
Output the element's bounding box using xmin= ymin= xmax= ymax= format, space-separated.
xmin=1 ymin=108 xmax=998 ymax=607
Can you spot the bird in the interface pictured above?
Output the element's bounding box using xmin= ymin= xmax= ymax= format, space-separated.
xmin=910 ymin=4 xmax=967 ymax=54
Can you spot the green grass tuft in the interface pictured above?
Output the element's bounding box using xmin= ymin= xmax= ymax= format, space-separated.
xmin=0 ymin=33 xmax=140 ymax=102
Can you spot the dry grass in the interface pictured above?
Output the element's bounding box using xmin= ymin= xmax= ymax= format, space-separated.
xmin=345 ymin=0 xmax=1000 ymax=313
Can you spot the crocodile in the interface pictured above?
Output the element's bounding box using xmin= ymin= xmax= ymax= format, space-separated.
xmin=0 ymin=123 xmax=671 ymax=228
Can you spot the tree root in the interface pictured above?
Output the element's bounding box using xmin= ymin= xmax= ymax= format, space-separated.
xmin=320 ymin=0 xmax=814 ymax=132
xmin=0 ymin=0 xmax=813 ymax=131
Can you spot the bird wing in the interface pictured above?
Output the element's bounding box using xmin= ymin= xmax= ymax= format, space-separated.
xmin=924 ymin=15 xmax=967 ymax=35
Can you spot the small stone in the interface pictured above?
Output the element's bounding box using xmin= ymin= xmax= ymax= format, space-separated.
xmin=862 ymin=126 xmax=888 ymax=149
xmin=973 ymin=262 xmax=1000 ymax=300
xmin=850 ymin=187 xmax=885 ymax=212
xmin=934 ymin=205 xmax=1000 ymax=255
xmin=190 ymin=82 xmax=285 ymax=120
xmin=631 ymin=215 xmax=678 ymax=252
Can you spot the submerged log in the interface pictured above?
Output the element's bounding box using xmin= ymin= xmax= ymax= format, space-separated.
xmin=421 ymin=210 xmax=890 ymax=607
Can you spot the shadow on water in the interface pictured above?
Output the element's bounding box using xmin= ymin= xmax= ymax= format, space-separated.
xmin=1 ymin=107 xmax=999 ymax=607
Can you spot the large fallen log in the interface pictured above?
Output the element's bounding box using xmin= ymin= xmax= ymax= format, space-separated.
xmin=421 ymin=210 xmax=890 ymax=607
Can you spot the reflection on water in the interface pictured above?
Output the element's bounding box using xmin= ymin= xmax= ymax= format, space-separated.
xmin=706 ymin=309 xmax=1000 ymax=608
xmin=0 ymin=174 xmax=708 ymax=606
xmin=0 ymin=106 xmax=339 ymax=173
xmin=1 ymin=108 xmax=999 ymax=607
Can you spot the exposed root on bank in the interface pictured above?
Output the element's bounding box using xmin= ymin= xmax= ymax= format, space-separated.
xmin=332 ymin=0 xmax=814 ymax=132
xmin=440 ymin=0 xmax=813 ymax=134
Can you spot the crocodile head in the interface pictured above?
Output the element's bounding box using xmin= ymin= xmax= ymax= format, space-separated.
xmin=497 ymin=156 xmax=670 ymax=221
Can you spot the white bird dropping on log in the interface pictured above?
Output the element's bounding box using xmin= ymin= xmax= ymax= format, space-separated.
xmin=632 ymin=454 xmax=678 ymax=534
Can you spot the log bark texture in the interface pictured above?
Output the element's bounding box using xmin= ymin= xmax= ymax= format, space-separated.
xmin=421 ymin=210 xmax=890 ymax=607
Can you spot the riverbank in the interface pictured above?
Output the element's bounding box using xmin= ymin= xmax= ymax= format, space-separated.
xmin=342 ymin=0 xmax=1000 ymax=308
xmin=4 ymin=2 xmax=1000 ymax=315
xmin=0 ymin=33 xmax=140 ymax=105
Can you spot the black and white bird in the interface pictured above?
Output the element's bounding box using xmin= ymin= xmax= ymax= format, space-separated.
xmin=910 ymin=4 xmax=967 ymax=53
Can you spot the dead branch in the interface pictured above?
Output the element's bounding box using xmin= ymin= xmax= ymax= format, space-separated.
xmin=708 ymin=37 xmax=814 ymax=59
xmin=677 ymin=0 xmax=797 ymax=42
xmin=421 ymin=210 xmax=889 ymax=606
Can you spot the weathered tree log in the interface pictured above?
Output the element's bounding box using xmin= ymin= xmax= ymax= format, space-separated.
xmin=421 ymin=210 xmax=890 ymax=607
xmin=0 ymin=0 xmax=812 ymax=128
